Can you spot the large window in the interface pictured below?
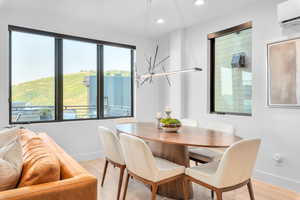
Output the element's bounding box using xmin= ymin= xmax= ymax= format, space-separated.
xmin=209 ymin=22 xmax=252 ymax=116
xmin=103 ymin=45 xmax=132 ymax=117
xmin=11 ymin=31 xmax=55 ymax=123
xmin=63 ymin=39 xmax=98 ymax=120
xmin=9 ymin=26 xmax=135 ymax=124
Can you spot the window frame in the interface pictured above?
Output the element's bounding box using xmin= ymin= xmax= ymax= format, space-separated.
xmin=8 ymin=25 xmax=135 ymax=124
xmin=208 ymin=22 xmax=252 ymax=116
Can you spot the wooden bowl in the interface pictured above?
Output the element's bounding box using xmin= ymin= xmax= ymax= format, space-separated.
xmin=161 ymin=124 xmax=181 ymax=133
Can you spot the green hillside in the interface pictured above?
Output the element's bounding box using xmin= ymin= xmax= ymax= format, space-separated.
xmin=12 ymin=71 xmax=130 ymax=106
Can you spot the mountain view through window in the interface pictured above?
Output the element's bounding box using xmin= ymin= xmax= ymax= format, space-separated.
xmin=10 ymin=29 xmax=134 ymax=123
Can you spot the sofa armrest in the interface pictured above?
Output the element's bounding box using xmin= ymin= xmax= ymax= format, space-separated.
xmin=38 ymin=133 xmax=89 ymax=178
xmin=0 ymin=175 xmax=97 ymax=200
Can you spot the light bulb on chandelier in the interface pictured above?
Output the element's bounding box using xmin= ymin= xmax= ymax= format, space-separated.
xmin=194 ymin=0 xmax=205 ymax=6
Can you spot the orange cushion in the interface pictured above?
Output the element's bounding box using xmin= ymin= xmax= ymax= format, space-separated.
xmin=18 ymin=137 xmax=60 ymax=187
xmin=17 ymin=128 xmax=37 ymax=146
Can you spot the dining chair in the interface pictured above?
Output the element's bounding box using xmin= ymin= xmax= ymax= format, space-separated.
xmin=181 ymin=119 xmax=221 ymax=164
xmin=182 ymin=118 xmax=221 ymax=199
xmin=184 ymin=139 xmax=261 ymax=200
xmin=104 ymin=120 xmax=118 ymax=132
xmin=114 ymin=117 xmax=137 ymax=124
xmin=189 ymin=120 xmax=235 ymax=165
xmin=181 ymin=118 xmax=198 ymax=127
xmin=119 ymin=134 xmax=185 ymax=200
xmin=98 ymin=126 xmax=126 ymax=200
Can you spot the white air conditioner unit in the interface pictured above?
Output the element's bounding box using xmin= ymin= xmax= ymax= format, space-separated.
xmin=278 ymin=0 xmax=300 ymax=26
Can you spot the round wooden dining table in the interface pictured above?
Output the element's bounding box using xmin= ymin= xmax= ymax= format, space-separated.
xmin=116 ymin=122 xmax=241 ymax=200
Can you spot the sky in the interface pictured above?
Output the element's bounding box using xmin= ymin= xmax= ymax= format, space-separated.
xmin=11 ymin=31 xmax=131 ymax=85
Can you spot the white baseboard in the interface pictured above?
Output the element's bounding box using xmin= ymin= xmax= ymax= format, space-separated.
xmin=72 ymin=150 xmax=104 ymax=161
xmin=254 ymin=169 xmax=300 ymax=192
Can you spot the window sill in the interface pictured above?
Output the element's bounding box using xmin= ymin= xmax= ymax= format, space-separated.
xmin=9 ymin=115 xmax=135 ymax=125
xmin=209 ymin=112 xmax=252 ymax=117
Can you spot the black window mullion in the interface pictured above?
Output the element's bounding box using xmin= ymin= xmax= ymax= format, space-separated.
xmin=98 ymin=45 xmax=104 ymax=119
xmin=55 ymin=38 xmax=63 ymax=121
xmin=130 ymin=49 xmax=135 ymax=117
xmin=210 ymin=38 xmax=215 ymax=114
xmin=8 ymin=30 xmax=13 ymax=124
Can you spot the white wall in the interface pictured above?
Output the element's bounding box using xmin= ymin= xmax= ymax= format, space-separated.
xmin=168 ymin=30 xmax=184 ymax=118
xmin=158 ymin=0 xmax=300 ymax=192
xmin=0 ymin=7 xmax=159 ymax=160
xmin=1 ymin=0 xmax=300 ymax=192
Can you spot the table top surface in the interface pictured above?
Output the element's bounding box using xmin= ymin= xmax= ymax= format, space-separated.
xmin=116 ymin=122 xmax=242 ymax=148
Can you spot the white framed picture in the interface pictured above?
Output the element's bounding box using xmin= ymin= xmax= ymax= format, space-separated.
xmin=267 ymin=37 xmax=300 ymax=108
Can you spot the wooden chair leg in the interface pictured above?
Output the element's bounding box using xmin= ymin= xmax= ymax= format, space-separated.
xmin=151 ymin=184 xmax=158 ymax=200
xmin=216 ymin=190 xmax=223 ymax=200
xmin=183 ymin=177 xmax=189 ymax=200
xmin=117 ymin=167 xmax=125 ymax=200
xmin=122 ymin=173 xmax=130 ymax=200
xmin=101 ymin=159 xmax=109 ymax=187
xmin=247 ymin=180 xmax=255 ymax=200
xmin=211 ymin=190 xmax=214 ymax=200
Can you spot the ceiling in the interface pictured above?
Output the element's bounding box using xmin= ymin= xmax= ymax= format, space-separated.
xmin=1 ymin=0 xmax=261 ymax=38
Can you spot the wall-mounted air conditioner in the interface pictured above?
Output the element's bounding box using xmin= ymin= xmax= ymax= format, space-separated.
xmin=278 ymin=0 xmax=300 ymax=26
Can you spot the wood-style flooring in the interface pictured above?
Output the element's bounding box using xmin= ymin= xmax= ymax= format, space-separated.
xmin=80 ymin=159 xmax=300 ymax=200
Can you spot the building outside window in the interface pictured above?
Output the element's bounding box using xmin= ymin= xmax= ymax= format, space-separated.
xmin=209 ymin=22 xmax=252 ymax=115
xmin=11 ymin=31 xmax=56 ymax=123
xmin=9 ymin=26 xmax=135 ymax=123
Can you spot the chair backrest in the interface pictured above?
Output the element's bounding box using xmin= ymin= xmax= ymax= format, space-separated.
xmin=98 ymin=126 xmax=125 ymax=165
xmin=120 ymin=134 xmax=158 ymax=181
xmin=198 ymin=120 xmax=235 ymax=134
xmin=101 ymin=120 xmax=118 ymax=134
xmin=215 ymin=139 xmax=261 ymax=188
xmin=114 ymin=118 xmax=137 ymax=124
xmin=180 ymin=119 xmax=198 ymax=127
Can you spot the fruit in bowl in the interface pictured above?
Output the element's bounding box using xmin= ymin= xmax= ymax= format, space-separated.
xmin=160 ymin=118 xmax=181 ymax=132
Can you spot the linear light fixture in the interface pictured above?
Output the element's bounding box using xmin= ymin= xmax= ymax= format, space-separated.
xmin=138 ymin=67 xmax=202 ymax=79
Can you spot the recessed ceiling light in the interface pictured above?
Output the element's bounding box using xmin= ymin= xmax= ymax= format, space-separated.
xmin=194 ymin=0 xmax=205 ymax=6
xmin=156 ymin=18 xmax=165 ymax=24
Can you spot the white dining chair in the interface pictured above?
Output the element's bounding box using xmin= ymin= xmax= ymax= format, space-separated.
xmin=182 ymin=118 xmax=222 ymax=199
xmin=113 ymin=117 xmax=137 ymax=124
xmin=181 ymin=119 xmax=222 ymax=164
xmin=120 ymin=134 xmax=185 ymax=200
xmin=199 ymin=120 xmax=235 ymax=135
xmin=184 ymin=139 xmax=261 ymax=200
xmin=102 ymin=120 xmax=118 ymax=133
xmin=98 ymin=126 xmax=126 ymax=200
xmin=189 ymin=120 xmax=235 ymax=165
xmin=181 ymin=119 xmax=198 ymax=127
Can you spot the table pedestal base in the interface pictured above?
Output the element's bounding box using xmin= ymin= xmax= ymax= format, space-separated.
xmin=148 ymin=142 xmax=193 ymax=199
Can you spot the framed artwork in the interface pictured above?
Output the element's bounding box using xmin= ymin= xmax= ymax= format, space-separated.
xmin=267 ymin=37 xmax=300 ymax=108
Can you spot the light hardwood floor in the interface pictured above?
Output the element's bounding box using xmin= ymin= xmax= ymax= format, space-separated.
xmin=80 ymin=159 xmax=300 ymax=200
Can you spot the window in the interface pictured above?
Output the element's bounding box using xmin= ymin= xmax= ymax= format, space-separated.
xmin=103 ymin=45 xmax=133 ymax=117
xmin=11 ymin=31 xmax=55 ymax=123
xmin=209 ymin=22 xmax=252 ymax=116
xmin=9 ymin=26 xmax=135 ymax=124
xmin=63 ymin=39 xmax=98 ymax=120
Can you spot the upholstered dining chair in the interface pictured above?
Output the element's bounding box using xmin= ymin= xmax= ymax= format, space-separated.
xmin=181 ymin=118 xmax=198 ymax=127
xmin=98 ymin=126 xmax=126 ymax=200
xmin=184 ymin=139 xmax=261 ymax=200
xmin=120 ymin=134 xmax=185 ymax=200
xmin=102 ymin=120 xmax=118 ymax=133
xmin=114 ymin=117 xmax=137 ymax=124
xmin=189 ymin=120 xmax=235 ymax=165
xmin=182 ymin=118 xmax=219 ymax=199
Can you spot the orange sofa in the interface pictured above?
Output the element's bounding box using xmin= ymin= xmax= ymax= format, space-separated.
xmin=0 ymin=133 xmax=97 ymax=200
